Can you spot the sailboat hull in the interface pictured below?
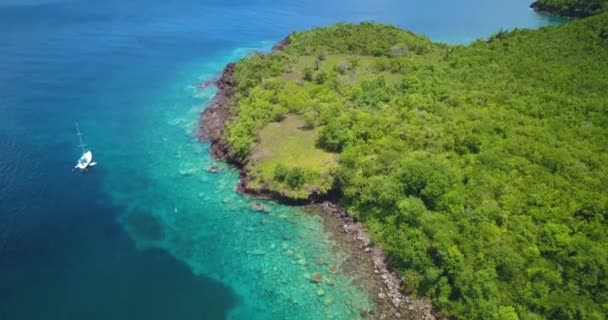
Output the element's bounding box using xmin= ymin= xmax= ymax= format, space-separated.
xmin=75 ymin=151 xmax=93 ymax=170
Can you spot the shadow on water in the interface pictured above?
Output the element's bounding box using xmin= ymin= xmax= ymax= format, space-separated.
xmin=0 ymin=136 xmax=239 ymax=320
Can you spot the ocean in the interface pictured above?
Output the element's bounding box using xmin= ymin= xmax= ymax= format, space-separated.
xmin=0 ymin=1 xmax=563 ymax=319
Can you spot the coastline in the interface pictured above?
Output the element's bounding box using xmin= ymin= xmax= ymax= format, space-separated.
xmin=199 ymin=38 xmax=436 ymax=320
xmin=305 ymin=202 xmax=436 ymax=320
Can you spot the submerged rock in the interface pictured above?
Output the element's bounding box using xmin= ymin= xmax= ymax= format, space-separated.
xmin=328 ymin=265 xmax=337 ymax=273
xmin=324 ymin=296 xmax=335 ymax=306
xmin=198 ymin=79 xmax=213 ymax=90
xmin=179 ymin=168 xmax=197 ymax=176
xmin=250 ymin=202 xmax=270 ymax=213
xmin=207 ymin=165 xmax=221 ymax=173
xmin=310 ymin=273 xmax=323 ymax=283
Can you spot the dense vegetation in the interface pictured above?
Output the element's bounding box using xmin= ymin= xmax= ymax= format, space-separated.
xmin=532 ymin=0 xmax=608 ymax=17
xmin=222 ymin=12 xmax=608 ymax=320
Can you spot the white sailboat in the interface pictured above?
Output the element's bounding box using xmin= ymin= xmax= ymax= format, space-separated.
xmin=74 ymin=122 xmax=96 ymax=170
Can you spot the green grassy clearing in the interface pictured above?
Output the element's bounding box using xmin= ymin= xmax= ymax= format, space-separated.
xmin=246 ymin=115 xmax=337 ymax=199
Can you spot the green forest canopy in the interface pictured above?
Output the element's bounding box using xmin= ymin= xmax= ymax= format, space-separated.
xmin=223 ymin=12 xmax=608 ymax=320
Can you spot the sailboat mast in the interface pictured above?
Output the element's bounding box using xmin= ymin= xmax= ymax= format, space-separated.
xmin=75 ymin=121 xmax=87 ymax=153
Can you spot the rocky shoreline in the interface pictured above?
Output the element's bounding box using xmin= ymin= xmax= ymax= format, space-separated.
xmin=199 ymin=62 xmax=241 ymax=166
xmin=307 ymin=202 xmax=436 ymax=320
xmin=199 ymin=38 xmax=436 ymax=320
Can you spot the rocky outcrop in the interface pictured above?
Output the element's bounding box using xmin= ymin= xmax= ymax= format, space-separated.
xmin=250 ymin=202 xmax=271 ymax=213
xmin=199 ymin=63 xmax=242 ymax=166
xmin=271 ymin=35 xmax=291 ymax=53
xmin=200 ymin=35 xmax=291 ymax=164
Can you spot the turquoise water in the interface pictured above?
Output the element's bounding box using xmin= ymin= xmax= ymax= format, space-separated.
xmin=104 ymin=49 xmax=374 ymax=318
xmin=0 ymin=1 xmax=564 ymax=319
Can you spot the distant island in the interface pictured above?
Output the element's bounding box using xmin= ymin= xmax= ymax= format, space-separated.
xmin=531 ymin=0 xmax=608 ymax=18
xmin=201 ymin=2 xmax=608 ymax=319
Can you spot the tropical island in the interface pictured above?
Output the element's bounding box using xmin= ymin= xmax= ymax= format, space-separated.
xmin=201 ymin=2 xmax=608 ymax=319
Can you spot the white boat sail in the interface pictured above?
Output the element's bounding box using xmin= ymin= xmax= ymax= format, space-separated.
xmin=74 ymin=122 xmax=96 ymax=170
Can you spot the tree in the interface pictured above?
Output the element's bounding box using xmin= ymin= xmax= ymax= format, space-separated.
xmin=303 ymin=67 xmax=313 ymax=81
xmin=274 ymin=164 xmax=289 ymax=182
xmin=285 ymin=167 xmax=306 ymax=189
xmin=314 ymin=71 xmax=327 ymax=84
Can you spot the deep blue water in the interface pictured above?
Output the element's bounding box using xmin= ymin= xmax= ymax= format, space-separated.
xmin=0 ymin=1 xmax=563 ymax=319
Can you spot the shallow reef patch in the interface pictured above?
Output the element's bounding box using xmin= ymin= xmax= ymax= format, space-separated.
xmin=124 ymin=211 xmax=165 ymax=242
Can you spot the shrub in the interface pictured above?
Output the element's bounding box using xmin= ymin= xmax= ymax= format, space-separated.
xmin=285 ymin=167 xmax=306 ymax=189
xmin=314 ymin=71 xmax=327 ymax=84
xmin=301 ymin=110 xmax=318 ymax=129
xmin=334 ymin=61 xmax=350 ymax=74
xmin=347 ymin=57 xmax=360 ymax=70
xmin=390 ymin=44 xmax=410 ymax=57
xmin=303 ymin=67 xmax=313 ymax=81
xmin=374 ymin=57 xmax=390 ymax=72
xmin=274 ymin=164 xmax=289 ymax=182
